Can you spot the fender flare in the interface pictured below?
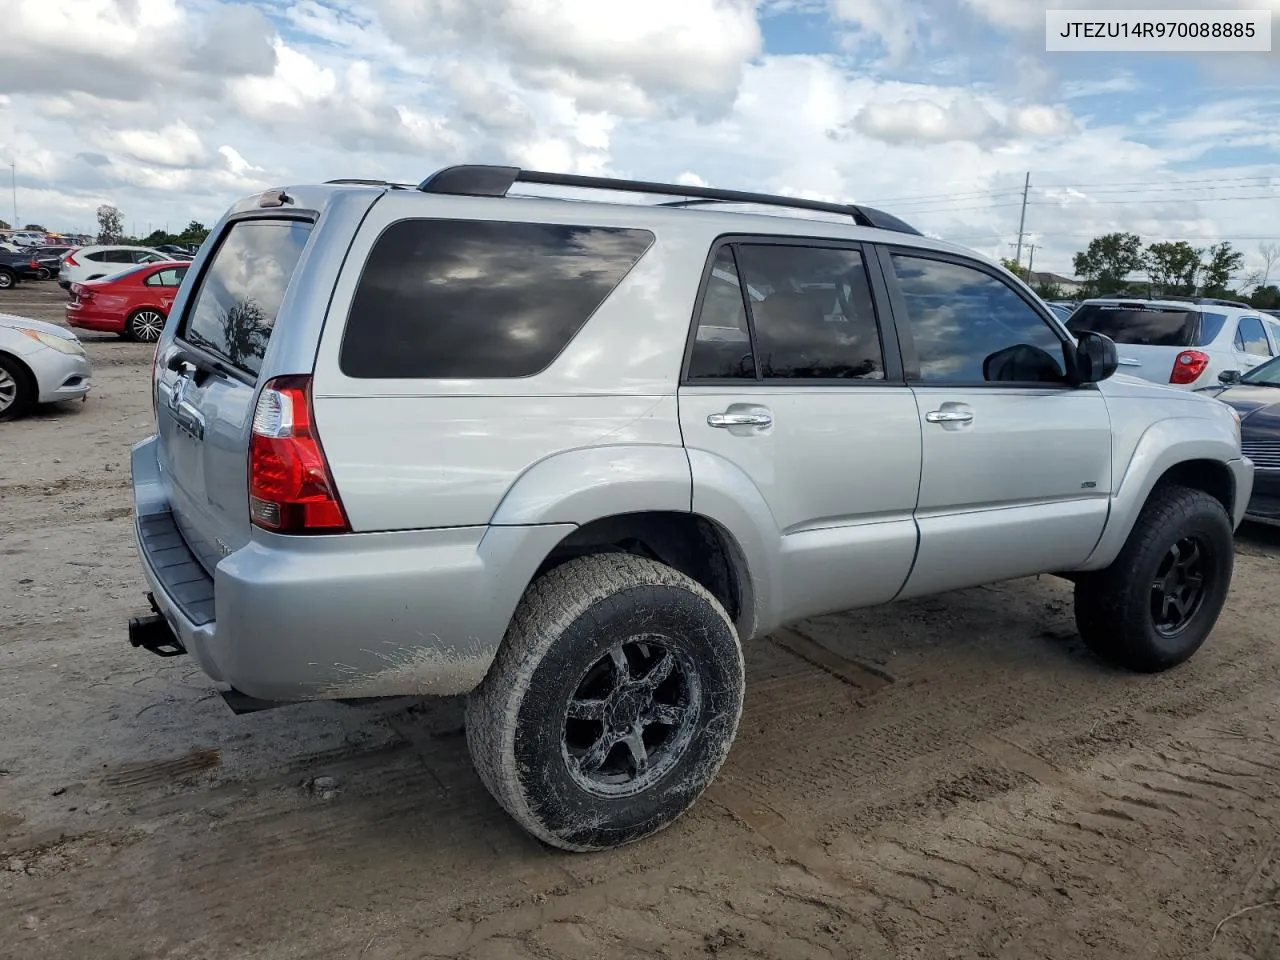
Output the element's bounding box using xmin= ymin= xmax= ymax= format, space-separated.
xmin=1079 ymin=414 xmax=1243 ymax=570
xmin=488 ymin=444 xmax=692 ymax=526
xmin=685 ymin=448 xmax=783 ymax=639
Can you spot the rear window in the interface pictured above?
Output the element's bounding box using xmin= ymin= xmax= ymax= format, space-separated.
xmin=1066 ymin=303 xmax=1211 ymax=347
xmin=339 ymin=219 xmax=654 ymax=379
xmin=181 ymin=219 xmax=311 ymax=378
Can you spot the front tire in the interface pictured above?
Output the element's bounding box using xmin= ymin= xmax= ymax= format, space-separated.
xmin=0 ymin=354 xmax=35 ymax=421
xmin=0 ymin=268 xmax=16 ymax=290
xmin=1074 ymin=484 xmax=1234 ymax=672
xmin=466 ymin=554 xmax=744 ymax=852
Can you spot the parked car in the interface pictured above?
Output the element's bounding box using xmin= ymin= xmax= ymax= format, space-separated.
xmin=1197 ymin=356 xmax=1280 ymax=525
xmin=1045 ymin=302 xmax=1074 ymax=323
xmin=0 ymin=313 xmax=92 ymax=420
xmin=154 ymin=243 xmax=197 ymax=260
xmin=30 ymin=245 xmax=76 ymax=279
xmin=1065 ymin=296 xmax=1280 ymax=390
xmin=0 ymin=248 xmax=40 ymax=289
xmin=58 ymin=245 xmax=172 ymax=289
xmin=66 ymin=262 xmax=189 ymax=342
xmin=127 ymin=166 xmax=1250 ymax=853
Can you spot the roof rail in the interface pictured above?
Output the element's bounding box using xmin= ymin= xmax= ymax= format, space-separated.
xmin=416 ymin=164 xmax=923 ymax=236
xmin=1093 ymin=292 xmax=1252 ymax=310
xmin=325 ymin=178 xmax=414 ymax=189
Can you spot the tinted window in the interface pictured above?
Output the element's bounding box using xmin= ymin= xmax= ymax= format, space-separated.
xmin=181 ymin=220 xmax=311 ymax=378
xmin=1235 ymin=316 xmax=1272 ymax=355
xmin=84 ymin=251 xmax=108 ymax=262
xmin=340 ymin=220 xmax=653 ymax=379
xmin=687 ymin=248 xmax=754 ymax=380
xmin=736 ymin=244 xmax=883 ymax=379
xmin=1066 ymin=304 xmax=1200 ymax=346
xmin=890 ymin=255 xmax=1065 ymax=383
xmin=145 ymin=267 xmax=188 ymax=287
xmin=103 ymin=250 xmax=134 ymax=263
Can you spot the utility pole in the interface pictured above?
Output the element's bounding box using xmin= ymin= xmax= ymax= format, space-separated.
xmin=9 ymin=160 xmax=16 ymax=229
xmin=1026 ymin=243 xmax=1036 ymax=278
xmin=1013 ymin=171 xmax=1030 ymax=269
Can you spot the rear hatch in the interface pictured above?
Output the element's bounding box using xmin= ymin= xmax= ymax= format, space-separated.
xmin=154 ymin=217 xmax=313 ymax=574
xmin=1065 ymin=302 xmax=1227 ymax=383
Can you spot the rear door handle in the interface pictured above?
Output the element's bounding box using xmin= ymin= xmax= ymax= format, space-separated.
xmin=708 ymin=411 xmax=773 ymax=428
xmin=925 ymin=409 xmax=973 ymax=424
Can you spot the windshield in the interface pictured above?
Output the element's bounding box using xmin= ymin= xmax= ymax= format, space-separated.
xmin=1065 ymin=303 xmax=1213 ymax=346
xmin=1241 ymin=354 xmax=1280 ymax=386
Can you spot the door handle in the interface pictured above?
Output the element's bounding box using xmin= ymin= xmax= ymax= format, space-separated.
xmin=707 ymin=411 xmax=772 ymax=428
xmin=925 ymin=409 xmax=973 ymax=424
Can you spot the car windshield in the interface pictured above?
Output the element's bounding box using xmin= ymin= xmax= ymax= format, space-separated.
xmin=1066 ymin=303 xmax=1221 ymax=347
xmin=1240 ymin=354 xmax=1280 ymax=386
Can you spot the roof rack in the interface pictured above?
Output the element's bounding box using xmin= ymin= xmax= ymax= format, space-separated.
xmin=325 ymin=179 xmax=414 ymax=189
xmin=416 ymin=164 xmax=923 ymax=236
xmin=1094 ymin=292 xmax=1252 ymax=309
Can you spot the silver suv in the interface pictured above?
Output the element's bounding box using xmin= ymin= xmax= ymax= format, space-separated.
xmin=128 ymin=165 xmax=1253 ymax=852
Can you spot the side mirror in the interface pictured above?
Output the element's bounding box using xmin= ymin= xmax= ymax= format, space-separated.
xmin=1218 ymin=369 xmax=1242 ymax=385
xmin=1073 ymin=331 xmax=1118 ymax=384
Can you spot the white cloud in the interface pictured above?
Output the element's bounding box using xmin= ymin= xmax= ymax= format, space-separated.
xmin=102 ymin=122 xmax=209 ymax=168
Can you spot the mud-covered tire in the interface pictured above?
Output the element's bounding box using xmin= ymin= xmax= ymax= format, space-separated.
xmin=1074 ymin=484 xmax=1234 ymax=672
xmin=465 ymin=553 xmax=744 ymax=852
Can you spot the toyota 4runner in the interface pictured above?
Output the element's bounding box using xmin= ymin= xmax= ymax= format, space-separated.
xmin=128 ymin=165 xmax=1253 ymax=851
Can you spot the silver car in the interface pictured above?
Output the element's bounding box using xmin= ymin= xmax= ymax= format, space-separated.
xmin=0 ymin=314 xmax=92 ymax=420
xmin=129 ymin=166 xmax=1251 ymax=852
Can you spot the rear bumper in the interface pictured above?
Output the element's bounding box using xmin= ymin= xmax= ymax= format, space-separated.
xmin=129 ymin=435 xmax=573 ymax=702
xmin=66 ymin=305 xmax=125 ymax=333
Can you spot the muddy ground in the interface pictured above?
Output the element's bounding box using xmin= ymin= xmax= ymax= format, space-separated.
xmin=2 ymin=282 xmax=1280 ymax=959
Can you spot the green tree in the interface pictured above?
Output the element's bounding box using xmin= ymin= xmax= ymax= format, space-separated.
xmin=22 ymin=223 xmax=46 ymax=232
xmin=1072 ymin=233 xmax=1145 ymax=297
xmin=1000 ymin=257 xmax=1030 ymax=281
xmin=0 ymin=219 xmax=9 ymax=230
xmin=1250 ymin=285 xmax=1280 ymax=310
xmin=1201 ymin=241 xmax=1244 ymax=297
xmin=1145 ymin=241 xmax=1201 ymax=296
xmin=175 ymin=220 xmax=210 ymax=247
xmin=1033 ymin=282 xmax=1065 ymax=300
xmin=96 ymin=204 xmax=124 ymax=244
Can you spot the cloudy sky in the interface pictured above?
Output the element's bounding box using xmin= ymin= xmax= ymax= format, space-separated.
xmin=1 ymin=0 xmax=1278 ymax=276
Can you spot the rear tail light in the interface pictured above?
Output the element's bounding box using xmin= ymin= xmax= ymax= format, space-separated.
xmin=29 ymin=258 xmax=38 ymax=269
xmin=1170 ymin=350 xmax=1210 ymax=385
xmin=64 ymin=253 xmax=79 ymax=266
xmin=248 ymin=375 xmax=349 ymax=534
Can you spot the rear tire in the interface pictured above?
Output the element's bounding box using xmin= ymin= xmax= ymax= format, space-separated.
xmin=1074 ymin=484 xmax=1234 ymax=672
xmin=127 ymin=309 xmax=165 ymax=343
xmin=0 ymin=354 xmax=35 ymax=421
xmin=0 ymin=268 xmax=16 ymax=290
xmin=466 ymin=553 xmax=744 ymax=852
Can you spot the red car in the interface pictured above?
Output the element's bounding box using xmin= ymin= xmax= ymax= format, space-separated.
xmin=65 ymin=261 xmax=190 ymax=342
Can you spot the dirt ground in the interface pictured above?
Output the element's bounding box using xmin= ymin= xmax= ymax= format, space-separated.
xmin=3 ymin=282 xmax=1280 ymax=960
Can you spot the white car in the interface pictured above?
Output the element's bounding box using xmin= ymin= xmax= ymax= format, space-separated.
xmin=0 ymin=313 xmax=92 ymax=420
xmin=1065 ymin=296 xmax=1280 ymax=389
xmin=58 ymin=245 xmax=172 ymax=289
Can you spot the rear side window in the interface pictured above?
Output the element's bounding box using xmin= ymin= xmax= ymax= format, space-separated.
xmin=340 ymin=220 xmax=654 ymax=379
xmin=181 ymin=219 xmax=311 ymax=378
xmin=145 ymin=266 xmax=188 ymax=288
xmin=1066 ymin=304 xmax=1199 ymax=346
xmin=686 ymin=242 xmax=884 ymax=381
xmin=1235 ymin=316 xmax=1273 ymax=355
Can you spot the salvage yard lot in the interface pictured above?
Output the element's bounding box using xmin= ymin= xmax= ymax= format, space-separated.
xmin=3 ymin=281 xmax=1280 ymax=959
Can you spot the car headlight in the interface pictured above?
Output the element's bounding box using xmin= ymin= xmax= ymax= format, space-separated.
xmin=19 ymin=328 xmax=86 ymax=356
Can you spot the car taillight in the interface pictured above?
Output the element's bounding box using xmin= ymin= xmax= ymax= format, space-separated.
xmin=1170 ymin=350 xmax=1210 ymax=385
xmin=29 ymin=258 xmax=38 ymax=269
xmin=64 ymin=253 xmax=78 ymax=266
xmin=248 ymin=375 xmax=349 ymax=534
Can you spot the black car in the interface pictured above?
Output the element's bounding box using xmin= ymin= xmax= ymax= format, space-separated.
xmin=1199 ymin=358 xmax=1280 ymax=524
xmin=0 ymin=249 xmax=40 ymax=290
xmin=29 ymin=245 xmax=74 ymax=279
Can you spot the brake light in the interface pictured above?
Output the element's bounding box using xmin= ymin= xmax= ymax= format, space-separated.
xmin=64 ymin=253 xmax=78 ymax=266
xmin=29 ymin=258 xmax=38 ymax=269
xmin=248 ymin=375 xmax=349 ymax=533
xmin=1170 ymin=350 xmax=1210 ymax=385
